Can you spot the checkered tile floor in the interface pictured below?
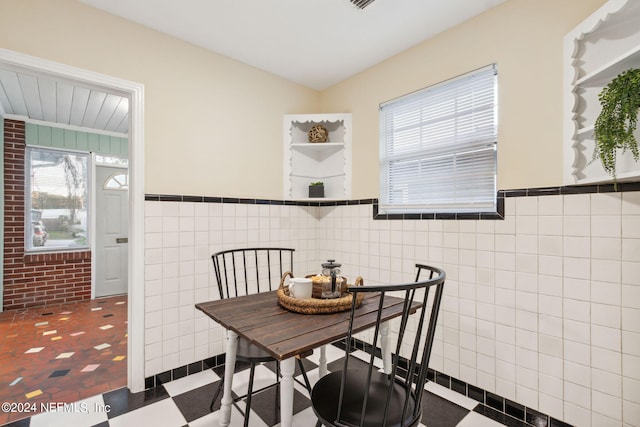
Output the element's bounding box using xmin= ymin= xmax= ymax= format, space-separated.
xmin=5 ymin=345 xmax=526 ymax=427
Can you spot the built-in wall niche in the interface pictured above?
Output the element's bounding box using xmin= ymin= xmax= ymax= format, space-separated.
xmin=564 ymin=0 xmax=640 ymax=184
xmin=283 ymin=113 xmax=352 ymax=200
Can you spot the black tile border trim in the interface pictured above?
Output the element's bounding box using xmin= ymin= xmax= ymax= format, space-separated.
xmin=145 ymin=179 xmax=640 ymax=221
xmin=144 ymin=353 xmax=225 ymax=389
xmin=343 ymin=337 xmax=575 ymax=427
xmin=145 ymin=193 xmax=376 ymax=207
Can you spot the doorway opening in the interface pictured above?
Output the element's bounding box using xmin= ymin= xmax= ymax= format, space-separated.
xmin=0 ymin=48 xmax=145 ymax=419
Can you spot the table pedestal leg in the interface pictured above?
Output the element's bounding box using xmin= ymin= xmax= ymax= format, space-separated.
xmin=219 ymin=330 xmax=238 ymax=427
xmin=380 ymin=322 xmax=392 ymax=375
xmin=280 ymin=357 xmax=295 ymax=427
xmin=319 ymin=345 xmax=327 ymax=377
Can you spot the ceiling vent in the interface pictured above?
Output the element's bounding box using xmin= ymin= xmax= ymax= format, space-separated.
xmin=350 ymin=0 xmax=376 ymax=9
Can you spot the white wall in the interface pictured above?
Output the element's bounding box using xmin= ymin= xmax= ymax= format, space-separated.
xmin=144 ymin=191 xmax=640 ymax=427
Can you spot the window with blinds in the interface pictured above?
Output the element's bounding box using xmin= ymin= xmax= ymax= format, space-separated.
xmin=379 ymin=64 xmax=497 ymax=214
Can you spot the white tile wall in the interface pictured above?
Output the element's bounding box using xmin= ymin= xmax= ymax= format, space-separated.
xmin=144 ymin=191 xmax=640 ymax=427
xmin=143 ymin=200 xmax=318 ymax=378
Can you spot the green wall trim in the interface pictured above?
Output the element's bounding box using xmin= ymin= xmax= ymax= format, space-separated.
xmin=25 ymin=124 xmax=128 ymax=156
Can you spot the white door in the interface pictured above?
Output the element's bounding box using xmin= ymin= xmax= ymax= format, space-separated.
xmin=95 ymin=166 xmax=129 ymax=297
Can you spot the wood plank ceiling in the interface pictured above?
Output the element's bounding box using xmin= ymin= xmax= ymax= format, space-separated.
xmin=0 ymin=68 xmax=128 ymax=134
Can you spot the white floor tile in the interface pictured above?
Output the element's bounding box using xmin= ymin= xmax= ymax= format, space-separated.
xmin=30 ymin=394 xmax=109 ymax=427
xmin=186 ymin=409 xmax=219 ymax=427
xmin=164 ymin=369 xmax=220 ymax=396
xmin=455 ymin=411 xmax=505 ymax=427
xmin=108 ymin=398 xmax=186 ymax=427
xmin=351 ymin=349 xmax=384 ymax=369
xmin=425 ymin=381 xmax=478 ymax=410
xmin=273 ymin=406 xmax=316 ymax=427
xmin=306 ymin=344 xmax=344 ymax=365
xmin=231 ymin=364 xmax=279 ymax=397
xmin=189 ymin=405 xmax=269 ymax=427
xmin=293 ymin=368 xmax=320 ymax=396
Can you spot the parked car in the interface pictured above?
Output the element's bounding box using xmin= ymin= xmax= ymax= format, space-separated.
xmin=32 ymin=222 xmax=48 ymax=247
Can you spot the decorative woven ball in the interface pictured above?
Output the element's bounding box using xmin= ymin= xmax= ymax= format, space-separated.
xmin=308 ymin=125 xmax=328 ymax=143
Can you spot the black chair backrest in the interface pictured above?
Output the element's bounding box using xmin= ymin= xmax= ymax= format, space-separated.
xmin=338 ymin=263 xmax=445 ymax=427
xmin=212 ymin=248 xmax=295 ymax=299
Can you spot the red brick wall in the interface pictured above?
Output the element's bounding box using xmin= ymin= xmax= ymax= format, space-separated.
xmin=3 ymin=119 xmax=91 ymax=310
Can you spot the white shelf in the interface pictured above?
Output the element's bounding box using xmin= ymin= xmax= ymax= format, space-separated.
xmin=293 ymin=197 xmax=347 ymax=202
xmin=563 ymin=0 xmax=640 ymax=185
xmin=576 ymin=44 xmax=640 ymax=86
xmin=292 ymin=172 xmax=346 ymax=180
xmin=576 ymin=125 xmax=594 ymax=137
xmin=573 ymin=169 xmax=640 ymax=185
xmin=291 ymin=142 xmax=345 ymax=150
xmin=284 ymin=114 xmax=352 ymax=200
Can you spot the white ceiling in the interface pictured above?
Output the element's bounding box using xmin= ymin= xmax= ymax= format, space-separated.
xmin=80 ymin=0 xmax=507 ymax=90
xmin=0 ymin=67 xmax=129 ymax=134
xmin=0 ymin=0 xmax=506 ymax=135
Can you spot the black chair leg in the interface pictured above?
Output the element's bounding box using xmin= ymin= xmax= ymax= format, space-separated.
xmin=315 ymin=420 xmax=322 ymax=427
xmin=297 ymin=358 xmax=312 ymax=394
xmin=210 ymin=374 xmax=224 ymax=412
xmin=244 ymin=363 xmax=257 ymax=427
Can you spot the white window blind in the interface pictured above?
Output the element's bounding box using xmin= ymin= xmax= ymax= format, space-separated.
xmin=379 ymin=64 xmax=497 ymax=214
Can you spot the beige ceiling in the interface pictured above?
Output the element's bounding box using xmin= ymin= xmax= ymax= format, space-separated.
xmin=0 ymin=0 xmax=507 ymax=134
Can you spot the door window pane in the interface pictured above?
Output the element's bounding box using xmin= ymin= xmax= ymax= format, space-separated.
xmin=104 ymin=172 xmax=128 ymax=190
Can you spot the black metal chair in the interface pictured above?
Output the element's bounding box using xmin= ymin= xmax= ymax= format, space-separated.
xmin=209 ymin=247 xmax=311 ymax=426
xmin=311 ymin=263 xmax=446 ymax=427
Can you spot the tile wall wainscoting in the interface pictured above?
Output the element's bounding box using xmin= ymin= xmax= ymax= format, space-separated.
xmin=143 ymin=186 xmax=640 ymax=427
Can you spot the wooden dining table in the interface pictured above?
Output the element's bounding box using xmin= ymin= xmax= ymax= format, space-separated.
xmin=195 ymin=289 xmax=411 ymax=427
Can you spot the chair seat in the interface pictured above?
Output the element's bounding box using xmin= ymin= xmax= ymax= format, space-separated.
xmin=311 ymin=369 xmax=421 ymax=427
xmin=235 ymin=337 xmax=274 ymax=363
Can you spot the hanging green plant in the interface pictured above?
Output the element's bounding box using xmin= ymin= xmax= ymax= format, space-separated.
xmin=593 ymin=68 xmax=640 ymax=187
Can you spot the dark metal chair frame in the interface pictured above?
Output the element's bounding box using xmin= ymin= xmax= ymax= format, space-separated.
xmin=209 ymin=247 xmax=311 ymax=426
xmin=311 ymin=263 xmax=446 ymax=427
